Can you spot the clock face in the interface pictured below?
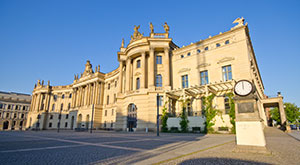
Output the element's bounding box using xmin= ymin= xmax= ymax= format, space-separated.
xmin=234 ymin=80 xmax=253 ymax=96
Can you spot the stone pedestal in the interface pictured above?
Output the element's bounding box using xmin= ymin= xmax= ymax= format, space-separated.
xmin=234 ymin=94 xmax=266 ymax=147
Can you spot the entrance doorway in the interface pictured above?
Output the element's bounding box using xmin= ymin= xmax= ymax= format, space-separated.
xmin=71 ymin=116 xmax=74 ymax=130
xmin=127 ymin=103 xmax=137 ymax=132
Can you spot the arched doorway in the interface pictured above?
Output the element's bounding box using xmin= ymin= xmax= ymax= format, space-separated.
xmin=71 ymin=116 xmax=74 ymax=130
xmin=127 ymin=103 xmax=137 ymax=132
xmin=3 ymin=121 xmax=9 ymax=130
xmin=77 ymin=114 xmax=82 ymax=128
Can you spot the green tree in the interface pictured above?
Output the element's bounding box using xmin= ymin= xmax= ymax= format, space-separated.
xmin=179 ymin=99 xmax=189 ymax=132
xmin=284 ymin=103 xmax=300 ymax=124
xmin=226 ymin=93 xmax=236 ymax=134
xmin=270 ymin=107 xmax=281 ymax=124
xmin=203 ymin=94 xmax=220 ymax=133
xmin=161 ymin=102 xmax=169 ymax=132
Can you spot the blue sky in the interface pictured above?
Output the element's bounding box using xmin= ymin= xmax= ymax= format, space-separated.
xmin=0 ymin=0 xmax=299 ymax=106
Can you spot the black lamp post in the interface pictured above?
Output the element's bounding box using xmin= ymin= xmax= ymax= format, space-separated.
xmin=156 ymin=93 xmax=160 ymax=137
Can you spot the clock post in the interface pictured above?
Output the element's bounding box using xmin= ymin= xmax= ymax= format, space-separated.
xmin=233 ymin=80 xmax=267 ymax=151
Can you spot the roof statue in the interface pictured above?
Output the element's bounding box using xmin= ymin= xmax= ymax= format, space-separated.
xmin=163 ymin=22 xmax=169 ymax=33
xmin=131 ymin=25 xmax=143 ymax=41
xmin=149 ymin=22 xmax=154 ymax=33
xmin=98 ymin=65 xmax=100 ymax=72
xmin=47 ymin=80 xmax=50 ymax=86
xmin=121 ymin=38 xmax=124 ymax=48
xmin=82 ymin=60 xmax=93 ymax=77
xmin=232 ymin=17 xmax=245 ymax=29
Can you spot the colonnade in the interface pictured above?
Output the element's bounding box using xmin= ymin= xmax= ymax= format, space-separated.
xmin=72 ymin=81 xmax=102 ymax=108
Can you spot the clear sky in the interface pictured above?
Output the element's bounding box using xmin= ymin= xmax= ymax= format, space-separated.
xmin=0 ymin=0 xmax=299 ymax=106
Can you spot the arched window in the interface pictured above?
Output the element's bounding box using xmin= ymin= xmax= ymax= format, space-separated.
xmin=108 ymin=83 xmax=110 ymax=90
xmin=216 ymin=43 xmax=220 ymax=47
xmin=187 ymin=52 xmax=191 ymax=56
xmin=136 ymin=60 xmax=141 ymax=68
xmin=136 ymin=78 xmax=140 ymax=90
xmin=69 ymin=94 xmax=72 ymax=98
xmin=204 ymin=46 xmax=209 ymax=51
xmin=68 ymin=103 xmax=71 ymax=110
xmin=225 ymin=40 xmax=230 ymax=44
xmin=60 ymin=103 xmax=63 ymax=111
xmin=156 ymin=74 xmax=162 ymax=87
xmin=197 ymin=49 xmax=201 ymax=53
xmin=62 ymin=94 xmax=65 ymax=99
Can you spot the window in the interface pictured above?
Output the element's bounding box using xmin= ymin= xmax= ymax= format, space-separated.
xmin=225 ymin=40 xmax=230 ymax=44
xmin=216 ymin=43 xmax=220 ymax=47
xmin=107 ymin=95 xmax=109 ymax=105
xmin=8 ymin=105 xmax=11 ymax=109
xmin=66 ymin=114 xmax=69 ymax=119
xmin=105 ymin=110 xmax=107 ymax=116
xmin=158 ymin=96 xmax=163 ymax=106
xmin=181 ymin=55 xmax=184 ymax=58
xmin=40 ymin=104 xmax=44 ymax=110
xmin=222 ymin=65 xmax=232 ymax=81
xmin=115 ymin=81 xmax=117 ymax=87
xmin=104 ymin=121 xmax=107 ymax=128
xmin=114 ymin=94 xmax=117 ymax=103
xmin=62 ymin=94 xmax=65 ymax=99
xmin=52 ymin=104 xmax=55 ymax=111
xmin=65 ymin=122 xmax=68 ymax=128
xmin=0 ymin=113 xmax=1 ymax=117
xmin=187 ymin=52 xmax=191 ymax=56
xmin=49 ymin=123 xmax=52 ymax=128
xmin=197 ymin=49 xmax=201 ymax=53
xmin=181 ymin=75 xmax=189 ymax=88
xmin=0 ymin=104 xmax=3 ymax=109
xmin=136 ymin=78 xmax=140 ymax=90
xmin=200 ymin=71 xmax=209 ymax=85
xmin=111 ymin=121 xmax=113 ymax=128
xmin=50 ymin=115 xmax=53 ymax=119
xmin=108 ymin=83 xmax=110 ymax=90
xmin=137 ymin=60 xmax=141 ymax=68
xmin=68 ymin=103 xmax=71 ymax=110
xmin=53 ymin=95 xmax=57 ymax=101
xmin=112 ymin=109 xmax=114 ymax=116
xmin=224 ymin=97 xmax=230 ymax=114
xmin=204 ymin=47 xmax=209 ymax=51
xmin=21 ymin=114 xmax=24 ymax=118
xmin=6 ymin=113 xmax=9 ymax=118
xmin=15 ymin=105 xmax=19 ymax=110
xmin=156 ymin=55 xmax=162 ymax=64
xmin=69 ymin=94 xmax=72 ymax=98
xmin=60 ymin=103 xmax=63 ymax=111
xmin=14 ymin=113 xmax=17 ymax=118
xmin=22 ymin=106 xmax=26 ymax=110
xmin=156 ymin=74 xmax=162 ymax=87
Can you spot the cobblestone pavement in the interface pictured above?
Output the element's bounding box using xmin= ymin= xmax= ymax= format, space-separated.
xmin=0 ymin=128 xmax=299 ymax=165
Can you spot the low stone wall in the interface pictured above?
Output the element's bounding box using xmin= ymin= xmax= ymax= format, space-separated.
xmin=167 ymin=116 xmax=206 ymax=131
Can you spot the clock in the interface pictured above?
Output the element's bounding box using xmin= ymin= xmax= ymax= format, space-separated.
xmin=234 ymin=80 xmax=254 ymax=96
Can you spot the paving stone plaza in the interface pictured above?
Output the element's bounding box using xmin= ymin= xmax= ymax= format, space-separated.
xmin=0 ymin=128 xmax=299 ymax=165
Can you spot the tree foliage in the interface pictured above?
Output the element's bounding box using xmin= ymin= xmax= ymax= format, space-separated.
xmin=179 ymin=99 xmax=189 ymax=132
xmin=203 ymin=94 xmax=220 ymax=133
xmin=226 ymin=93 xmax=236 ymax=134
xmin=270 ymin=107 xmax=281 ymax=124
xmin=161 ymin=101 xmax=169 ymax=132
xmin=284 ymin=103 xmax=300 ymax=124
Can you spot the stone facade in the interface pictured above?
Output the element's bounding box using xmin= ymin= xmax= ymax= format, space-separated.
xmin=0 ymin=91 xmax=31 ymax=130
xmin=26 ymin=18 xmax=281 ymax=132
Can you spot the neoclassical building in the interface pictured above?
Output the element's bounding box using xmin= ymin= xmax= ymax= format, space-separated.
xmin=0 ymin=91 xmax=31 ymax=130
xmin=26 ymin=18 xmax=286 ymax=132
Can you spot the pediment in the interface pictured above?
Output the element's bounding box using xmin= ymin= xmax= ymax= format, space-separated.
xmin=197 ymin=63 xmax=211 ymax=69
xmin=217 ymin=57 xmax=235 ymax=64
xmin=178 ymin=68 xmax=191 ymax=73
xmin=134 ymin=72 xmax=141 ymax=76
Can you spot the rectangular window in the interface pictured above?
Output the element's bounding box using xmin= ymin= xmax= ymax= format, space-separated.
xmin=157 ymin=96 xmax=163 ymax=107
xmin=114 ymin=94 xmax=117 ymax=103
xmin=49 ymin=115 xmax=53 ymax=119
xmin=156 ymin=74 xmax=162 ymax=87
xmin=156 ymin=56 xmax=162 ymax=64
xmin=222 ymin=65 xmax=232 ymax=81
xmin=112 ymin=109 xmax=114 ymax=116
xmin=181 ymin=75 xmax=189 ymax=88
xmin=0 ymin=104 xmax=3 ymax=109
xmin=49 ymin=123 xmax=52 ymax=128
xmin=200 ymin=71 xmax=209 ymax=85
xmin=136 ymin=78 xmax=140 ymax=90
xmin=66 ymin=114 xmax=69 ymax=119
xmin=107 ymin=95 xmax=109 ymax=105
xmin=137 ymin=60 xmax=141 ymax=68
xmin=65 ymin=122 xmax=68 ymax=128
xmin=105 ymin=110 xmax=107 ymax=116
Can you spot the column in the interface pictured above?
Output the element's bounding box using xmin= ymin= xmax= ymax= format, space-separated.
xmin=118 ymin=62 xmax=124 ymax=93
xmin=125 ymin=58 xmax=131 ymax=91
xmin=149 ymin=47 xmax=155 ymax=87
xmin=164 ymin=48 xmax=170 ymax=87
xmin=141 ymin=52 xmax=146 ymax=88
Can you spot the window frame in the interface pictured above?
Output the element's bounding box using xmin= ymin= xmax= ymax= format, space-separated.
xmin=181 ymin=75 xmax=189 ymax=88
xmin=200 ymin=70 xmax=209 ymax=85
xmin=156 ymin=74 xmax=162 ymax=87
xmin=222 ymin=65 xmax=232 ymax=81
xmin=156 ymin=55 xmax=162 ymax=64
